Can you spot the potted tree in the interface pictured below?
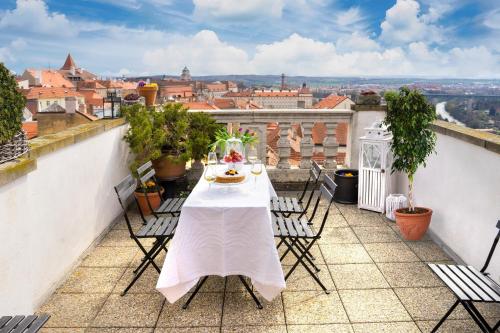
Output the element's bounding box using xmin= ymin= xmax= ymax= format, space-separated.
xmin=152 ymin=103 xmax=190 ymax=180
xmin=384 ymin=87 xmax=437 ymax=240
xmin=0 ymin=63 xmax=28 ymax=164
xmin=122 ymin=104 xmax=165 ymax=214
xmin=187 ymin=111 xmax=221 ymax=170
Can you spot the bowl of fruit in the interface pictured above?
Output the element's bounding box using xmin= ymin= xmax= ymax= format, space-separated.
xmin=223 ymin=149 xmax=244 ymax=170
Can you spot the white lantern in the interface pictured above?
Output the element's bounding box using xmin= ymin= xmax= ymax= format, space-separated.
xmin=385 ymin=194 xmax=408 ymax=221
xmin=358 ymin=120 xmax=392 ymax=213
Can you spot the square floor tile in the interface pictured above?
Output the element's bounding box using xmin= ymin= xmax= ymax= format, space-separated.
xmin=280 ymin=245 xmax=325 ymax=265
xmin=329 ymin=264 xmax=389 ymax=289
xmin=38 ymin=293 xmax=108 ymax=328
xmin=39 ymin=329 xmax=85 ymax=333
xmin=287 ymin=324 xmax=353 ymax=333
xmin=81 ymin=246 xmax=137 ymax=267
xmin=324 ymin=214 xmax=349 ymax=228
xmin=406 ymin=241 xmax=452 ymax=262
xmin=58 ymin=267 xmax=125 ymax=293
xmin=222 ymin=292 xmax=285 ymax=326
xmin=416 ymin=319 xmax=484 ymax=332
xmin=282 ymin=291 xmax=349 ymax=324
xmin=221 ymin=325 xmax=287 ymax=333
xmin=394 ymin=287 xmax=468 ymax=320
xmin=339 ymin=289 xmax=411 ymax=323
xmin=364 ymin=242 xmax=419 ymax=262
xmin=344 ymin=213 xmax=385 ymax=227
xmin=86 ymin=329 xmax=153 ymax=333
xmin=282 ymin=264 xmax=335 ymax=291
xmin=318 ymin=227 xmax=359 ymax=244
xmin=320 ymin=244 xmax=372 ymax=264
xmin=155 ymin=328 xmax=218 ymax=333
xmin=113 ymin=267 xmax=161 ymax=294
xmin=389 ymin=224 xmax=432 ymax=242
xmin=99 ymin=229 xmax=137 ymax=247
xmin=336 ymin=204 xmax=373 ymax=215
xmin=352 ymin=322 xmax=420 ymax=333
xmin=352 ymin=226 xmax=400 ymax=243
xmin=377 ymin=262 xmax=443 ymax=287
xmin=156 ymin=293 xmax=223 ymax=327
xmin=91 ymin=293 xmax=164 ymax=327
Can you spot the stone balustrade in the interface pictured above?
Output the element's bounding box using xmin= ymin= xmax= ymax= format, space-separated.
xmin=187 ymin=109 xmax=354 ymax=170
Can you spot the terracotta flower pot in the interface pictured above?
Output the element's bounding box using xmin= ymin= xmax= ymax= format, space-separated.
xmin=395 ymin=207 xmax=433 ymax=241
xmin=137 ymin=86 xmax=158 ymax=107
xmin=152 ymin=155 xmax=186 ymax=180
xmin=134 ymin=188 xmax=163 ymax=215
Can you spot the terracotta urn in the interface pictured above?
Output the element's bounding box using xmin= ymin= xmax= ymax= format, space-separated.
xmin=395 ymin=207 xmax=432 ymax=241
xmin=137 ymin=86 xmax=158 ymax=107
xmin=152 ymin=155 xmax=186 ymax=180
xmin=134 ymin=188 xmax=163 ymax=215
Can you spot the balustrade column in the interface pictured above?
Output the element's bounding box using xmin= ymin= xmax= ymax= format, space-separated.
xmin=323 ymin=122 xmax=339 ymax=169
xmin=242 ymin=124 xmax=267 ymax=164
xmin=277 ymin=122 xmax=291 ymax=169
xmin=300 ymin=122 xmax=314 ymax=169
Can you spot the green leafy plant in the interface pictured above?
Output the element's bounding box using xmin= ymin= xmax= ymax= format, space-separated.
xmin=187 ymin=112 xmax=221 ymax=161
xmin=384 ymin=87 xmax=437 ymax=212
xmin=122 ymin=104 xmax=166 ymax=175
xmin=160 ymin=103 xmax=190 ymax=163
xmin=209 ymin=127 xmax=258 ymax=152
xmin=0 ymin=63 xmax=26 ymax=144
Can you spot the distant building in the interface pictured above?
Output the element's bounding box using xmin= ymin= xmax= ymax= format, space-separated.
xmin=22 ymin=87 xmax=85 ymax=115
xmin=221 ymin=83 xmax=313 ymax=109
xmin=21 ymin=69 xmax=74 ymax=88
xmin=313 ymin=95 xmax=354 ymax=110
xmin=59 ymin=53 xmax=97 ymax=82
xmin=180 ymin=66 xmax=192 ymax=81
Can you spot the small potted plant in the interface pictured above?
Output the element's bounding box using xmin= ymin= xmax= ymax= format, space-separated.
xmin=384 ymin=87 xmax=437 ymax=240
xmin=134 ymin=180 xmax=164 ymax=215
xmin=0 ymin=63 xmax=28 ymax=164
xmin=137 ymin=81 xmax=158 ymax=107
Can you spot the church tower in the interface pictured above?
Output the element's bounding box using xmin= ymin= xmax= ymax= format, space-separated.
xmin=180 ymin=66 xmax=191 ymax=81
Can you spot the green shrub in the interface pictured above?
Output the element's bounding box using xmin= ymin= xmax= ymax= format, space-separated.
xmin=0 ymin=63 xmax=26 ymax=144
xmin=187 ymin=112 xmax=221 ymax=161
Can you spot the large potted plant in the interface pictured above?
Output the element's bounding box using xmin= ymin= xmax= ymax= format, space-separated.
xmin=187 ymin=111 xmax=221 ymax=170
xmin=153 ymin=103 xmax=190 ymax=180
xmin=0 ymin=63 xmax=28 ymax=164
xmin=137 ymin=81 xmax=158 ymax=107
xmin=122 ymin=104 xmax=165 ymax=214
xmin=384 ymin=87 xmax=437 ymax=240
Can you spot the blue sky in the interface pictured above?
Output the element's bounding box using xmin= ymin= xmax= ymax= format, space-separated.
xmin=0 ymin=0 xmax=499 ymax=78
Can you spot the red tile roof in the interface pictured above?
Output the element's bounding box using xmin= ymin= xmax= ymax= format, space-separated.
xmin=22 ymin=121 xmax=38 ymax=139
xmin=313 ymin=95 xmax=349 ymax=109
xmin=23 ymin=87 xmax=83 ymax=100
xmin=182 ymin=102 xmax=219 ymax=110
xmin=61 ymin=53 xmax=77 ymax=70
xmin=25 ymin=69 xmax=74 ymax=88
xmin=254 ymin=90 xmax=299 ymax=97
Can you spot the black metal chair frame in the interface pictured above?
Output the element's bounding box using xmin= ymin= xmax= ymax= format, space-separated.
xmin=137 ymin=161 xmax=186 ymax=219
xmin=0 ymin=314 xmax=50 ymax=332
xmin=429 ymin=220 xmax=500 ymax=333
xmin=271 ymin=160 xmax=322 ymax=219
xmin=274 ymin=174 xmax=337 ymax=294
xmin=114 ymin=174 xmax=178 ymax=296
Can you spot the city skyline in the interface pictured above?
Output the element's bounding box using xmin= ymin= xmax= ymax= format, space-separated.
xmin=0 ymin=0 xmax=499 ymax=78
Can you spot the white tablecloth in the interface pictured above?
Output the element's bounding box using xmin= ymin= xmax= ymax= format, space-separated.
xmin=156 ymin=164 xmax=285 ymax=303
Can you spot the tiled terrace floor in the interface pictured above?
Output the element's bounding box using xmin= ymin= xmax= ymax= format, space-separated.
xmin=38 ymin=193 xmax=499 ymax=332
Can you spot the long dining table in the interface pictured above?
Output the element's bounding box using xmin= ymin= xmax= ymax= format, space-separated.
xmin=156 ymin=164 xmax=286 ymax=307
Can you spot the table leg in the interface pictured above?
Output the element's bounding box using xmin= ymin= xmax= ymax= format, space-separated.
xmin=238 ymin=275 xmax=263 ymax=309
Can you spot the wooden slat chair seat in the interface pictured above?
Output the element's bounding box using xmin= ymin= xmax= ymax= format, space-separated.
xmin=427 ymin=220 xmax=500 ymax=333
xmin=273 ymin=174 xmax=337 ymax=294
xmin=137 ymin=161 xmax=185 ymax=217
xmin=0 ymin=314 xmax=49 ymax=333
xmin=271 ymin=160 xmax=322 ymax=218
xmin=114 ymin=174 xmax=178 ymax=296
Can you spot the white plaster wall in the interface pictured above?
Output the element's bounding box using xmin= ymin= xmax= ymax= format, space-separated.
xmin=0 ymin=125 xmax=130 ymax=313
xmin=396 ymin=132 xmax=500 ymax=283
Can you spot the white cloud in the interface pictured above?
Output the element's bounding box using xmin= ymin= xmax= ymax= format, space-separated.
xmin=0 ymin=38 xmax=27 ymax=63
xmin=336 ymin=7 xmax=364 ymax=27
xmin=143 ymin=30 xmax=251 ymax=74
xmin=483 ymin=8 xmax=500 ymax=29
xmin=0 ymin=0 xmax=77 ymax=37
xmin=193 ymin=0 xmax=285 ymax=19
xmin=336 ymin=32 xmax=381 ymax=52
xmin=380 ymin=0 xmax=442 ymax=45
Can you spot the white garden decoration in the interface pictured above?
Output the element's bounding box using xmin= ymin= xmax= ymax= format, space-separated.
xmin=385 ymin=194 xmax=408 ymax=221
xmin=358 ymin=120 xmax=393 ymax=213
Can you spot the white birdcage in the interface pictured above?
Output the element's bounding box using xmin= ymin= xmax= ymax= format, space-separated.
xmin=358 ymin=120 xmax=393 ymax=213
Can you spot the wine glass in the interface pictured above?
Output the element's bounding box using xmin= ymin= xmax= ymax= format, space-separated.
xmin=251 ymin=159 xmax=262 ymax=187
xmin=247 ymin=145 xmax=258 ymax=164
xmin=203 ymin=165 xmax=216 ymax=190
xmin=208 ymin=151 xmax=217 ymax=166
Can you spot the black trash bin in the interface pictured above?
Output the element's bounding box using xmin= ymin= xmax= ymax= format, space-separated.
xmin=332 ymin=169 xmax=358 ymax=204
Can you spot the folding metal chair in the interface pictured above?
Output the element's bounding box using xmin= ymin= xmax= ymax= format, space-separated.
xmin=114 ymin=174 xmax=178 ymax=296
xmin=271 ymin=160 xmax=322 ymax=218
xmin=0 ymin=314 xmax=49 ymax=333
xmin=428 ymin=220 xmax=500 ymax=332
xmin=136 ymin=161 xmax=186 ymax=218
xmin=273 ymin=174 xmax=337 ymax=294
